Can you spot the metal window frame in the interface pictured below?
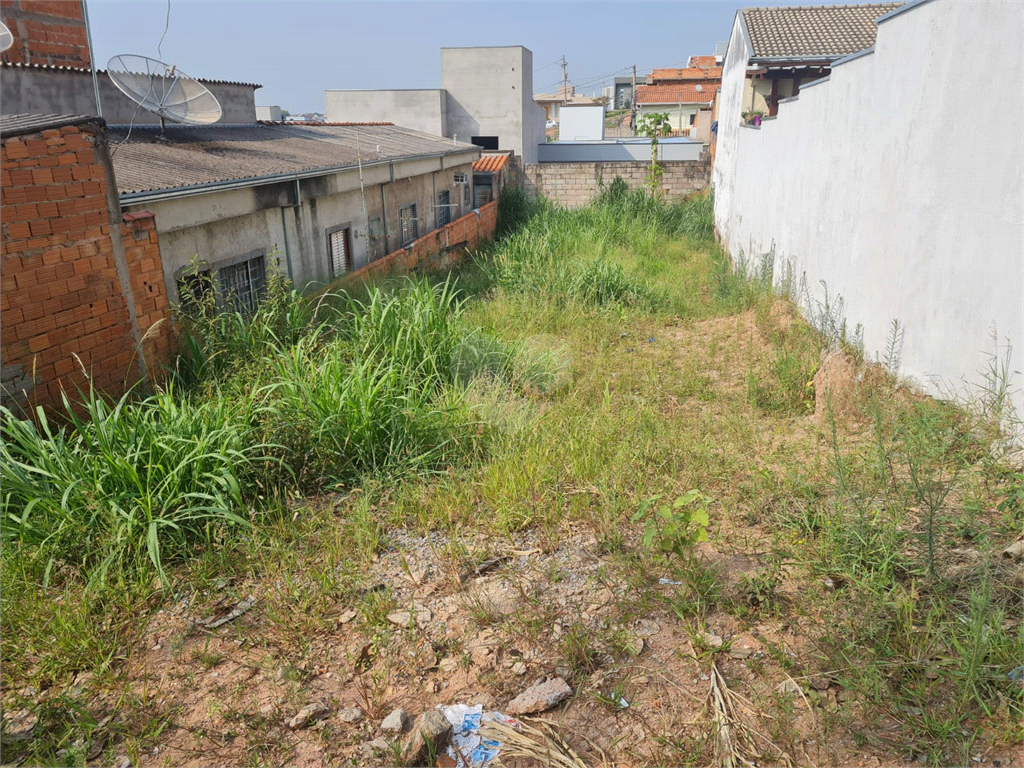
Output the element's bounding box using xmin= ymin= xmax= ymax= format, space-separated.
xmin=399 ymin=203 xmax=418 ymax=247
xmin=217 ymin=251 xmax=267 ymax=315
xmin=326 ymin=223 xmax=353 ymax=278
xmin=436 ymin=190 xmax=451 ymax=228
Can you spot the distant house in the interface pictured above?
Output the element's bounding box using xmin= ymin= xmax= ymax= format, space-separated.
xmin=535 ymin=86 xmax=605 ymax=123
xmin=635 ymin=83 xmax=716 ymax=135
xmin=648 ymin=65 xmax=723 ymax=86
xmin=722 ymin=2 xmax=902 ymax=117
xmin=326 ymin=46 xmax=546 ymax=165
xmin=612 ymin=76 xmax=648 ymax=111
xmin=108 ymin=123 xmax=480 ymax=303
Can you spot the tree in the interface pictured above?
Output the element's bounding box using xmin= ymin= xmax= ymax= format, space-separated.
xmin=635 ymin=112 xmax=672 ymax=195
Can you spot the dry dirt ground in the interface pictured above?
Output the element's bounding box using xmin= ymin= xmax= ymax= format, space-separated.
xmin=5 ymin=308 xmax=1021 ymax=768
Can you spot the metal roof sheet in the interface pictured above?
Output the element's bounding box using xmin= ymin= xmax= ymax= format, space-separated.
xmin=742 ymin=3 xmax=902 ymax=59
xmin=107 ymin=122 xmax=479 ymax=197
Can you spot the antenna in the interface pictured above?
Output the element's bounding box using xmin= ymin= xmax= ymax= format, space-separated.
xmin=106 ymin=54 xmax=222 ymax=132
xmin=0 ymin=20 xmax=13 ymax=52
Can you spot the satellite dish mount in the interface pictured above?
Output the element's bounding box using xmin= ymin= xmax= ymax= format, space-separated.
xmin=106 ymin=54 xmax=222 ymax=133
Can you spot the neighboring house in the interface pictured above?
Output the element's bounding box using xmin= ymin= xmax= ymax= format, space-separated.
xmin=612 ymin=76 xmax=648 ymax=111
xmin=635 ymin=83 xmax=716 ymax=135
xmin=0 ymin=113 xmax=173 ymax=415
xmin=535 ymin=86 xmax=605 ymax=124
xmin=0 ymin=0 xmax=261 ymax=123
xmin=722 ymin=2 xmax=902 ymax=118
xmin=648 ymin=65 xmax=723 ymax=85
xmin=326 ymin=46 xmax=546 ymax=165
xmin=107 ymin=122 xmax=480 ymax=304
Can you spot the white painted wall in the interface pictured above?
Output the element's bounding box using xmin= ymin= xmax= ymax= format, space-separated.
xmin=713 ymin=0 xmax=1023 ymax=418
xmin=325 ymin=90 xmax=447 ymax=136
xmin=558 ymin=105 xmax=605 ymax=141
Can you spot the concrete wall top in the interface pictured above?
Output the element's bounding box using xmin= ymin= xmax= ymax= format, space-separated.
xmin=558 ymin=105 xmax=606 ymax=141
xmin=324 ymin=89 xmax=447 ymax=136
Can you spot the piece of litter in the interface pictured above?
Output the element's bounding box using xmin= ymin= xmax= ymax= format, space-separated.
xmin=203 ymin=595 xmax=256 ymax=629
xmin=439 ymin=704 xmax=522 ymax=768
xmin=658 ymin=578 xmax=684 ymax=585
xmin=647 ymin=337 xmax=655 ymax=343
xmin=615 ymin=695 xmax=629 ymax=709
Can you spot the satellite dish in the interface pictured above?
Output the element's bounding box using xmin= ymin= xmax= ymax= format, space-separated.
xmin=695 ymin=84 xmax=703 ymax=92
xmin=0 ymin=20 xmax=13 ymax=52
xmin=106 ymin=54 xmax=221 ymax=130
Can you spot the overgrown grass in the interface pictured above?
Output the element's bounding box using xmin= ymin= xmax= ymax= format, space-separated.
xmin=2 ymin=184 xmax=1020 ymax=766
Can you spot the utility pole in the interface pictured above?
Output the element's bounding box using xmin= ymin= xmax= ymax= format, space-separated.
xmin=560 ymin=55 xmax=569 ymax=103
xmin=630 ymin=64 xmax=637 ymax=132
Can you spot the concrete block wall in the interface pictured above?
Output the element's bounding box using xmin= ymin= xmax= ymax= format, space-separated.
xmin=338 ymin=200 xmax=498 ymax=285
xmin=523 ymin=160 xmax=710 ymax=208
xmin=1 ymin=122 xmax=172 ymax=415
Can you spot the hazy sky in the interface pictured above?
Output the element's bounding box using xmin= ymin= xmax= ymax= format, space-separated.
xmin=88 ymin=1 xmax=750 ymax=113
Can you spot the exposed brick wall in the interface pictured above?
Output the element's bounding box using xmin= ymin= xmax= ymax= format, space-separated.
xmin=338 ymin=200 xmax=498 ymax=286
xmin=1 ymin=121 xmax=171 ymax=416
xmin=523 ymin=160 xmax=710 ymax=208
xmin=121 ymin=212 xmax=174 ymax=378
xmin=0 ymin=0 xmax=90 ymax=68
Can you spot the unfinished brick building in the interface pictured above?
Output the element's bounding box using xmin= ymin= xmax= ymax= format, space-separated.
xmin=0 ymin=114 xmax=173 ymax=415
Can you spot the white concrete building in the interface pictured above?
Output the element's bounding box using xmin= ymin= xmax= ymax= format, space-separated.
xmin=325 ymin=46 xmax=546 ymax=164
xmin=713 ymin=0 xmax=1023 ymax=419
xmin=558 ymin=104 xmax=605 ymax=141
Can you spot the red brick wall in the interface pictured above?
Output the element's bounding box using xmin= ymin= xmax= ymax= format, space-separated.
xmin=1 ymin=122 xmax=171 ymax=415
xmin=0 ymin=0 xmax=90 ymax=68
xmin=339 ymin=199 xmax=498 ymax=285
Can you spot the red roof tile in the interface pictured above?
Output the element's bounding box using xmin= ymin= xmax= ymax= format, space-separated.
xmin=635 ymin=84 xmax=717 ymax=106
xmin=473 ymin=154 xmax=510 ymax=173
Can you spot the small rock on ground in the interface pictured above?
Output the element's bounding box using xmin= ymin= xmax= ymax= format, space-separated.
xmin=287 ymin=702 xmax=329 ymax=730
xmin=506 ymin=677 xmax=573 ymax=715
xmin=387 ymin=604 xmax=432 ymax=628
xmin=339 ymin=707 xmax=364 ymax=723
xmin=403 ymin=710 xmax=453 ymax=765
xmin=380 ymin=708 xmax=408 ymax=733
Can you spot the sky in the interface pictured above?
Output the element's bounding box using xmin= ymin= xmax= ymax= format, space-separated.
xmin=87 ymin=1 xmax=746 ymax=114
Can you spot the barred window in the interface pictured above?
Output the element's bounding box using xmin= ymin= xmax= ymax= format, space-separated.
xmin=399 ymin=203 xmax=418 ymax=246
xmin=218 ymin=254 xmax=266 ymax=315
xmin=436 ymin=191 xmax=451 ymax=228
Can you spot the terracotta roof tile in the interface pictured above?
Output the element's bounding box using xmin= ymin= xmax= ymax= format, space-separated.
xmin=742 ymin=3 xmax=903 ymax=59
xmin=473 ymin=154 xmax=510 ymax=173
xmin=635 ymin=84 xmax=717 ymax=106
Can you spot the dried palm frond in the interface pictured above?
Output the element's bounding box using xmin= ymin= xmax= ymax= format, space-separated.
xmin=478 ymin=717 xmax=588 ymax=768
xmin=708 ymin=662 xmax=761 ymax=768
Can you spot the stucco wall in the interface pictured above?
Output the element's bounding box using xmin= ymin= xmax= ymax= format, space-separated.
xmin=0 ymin=67 xmax=259 ymax=124
xmin=126 ymin=155 xmax=478 ymax=299
xmin=537 ymin=140 xmax=704 ymax=163
xmin=324 ymin=90 xmax=446 ymax=136
xmin=713 ymin=0 xmax=1023 ymax=417
xmin=558 ymin=105 xmax=605 ymax=141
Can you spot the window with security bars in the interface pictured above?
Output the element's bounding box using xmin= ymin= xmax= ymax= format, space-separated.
xmin=399 ymin=204 xmax=417 ymax=246
xmin=218 ymin=254 xmax=266 ymax=315
xmin=329 ymin=227 xmax=351 ymax=277
xmin=436 ymin=191 xmax=451 ymax=228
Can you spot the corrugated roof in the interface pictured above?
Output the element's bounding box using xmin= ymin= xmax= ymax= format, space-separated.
xmin=0 ymin=60 xmax=263 ymax=88
xmin=635 ymin=84 xmax=716 ymax=106
xmin=107 ymin=123 xmax=480 ymax=197
xmin=742 ymin=3 xmax=902 ymax=59
xmin=473 ymin=154 xmax=510 ymax=174
xmin=0 ymin=113 xmax=98 ymax=138
xmin=649 ymin=66 xmax=723 ymax=81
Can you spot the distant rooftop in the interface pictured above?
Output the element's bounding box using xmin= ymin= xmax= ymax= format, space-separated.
xmin=636 ymin=83 xmax=717 ymax=106
xmin=741 ymin=3 xmax=903 ymax=60
xmin=0 ymin=60 xmax=263 ymax=88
